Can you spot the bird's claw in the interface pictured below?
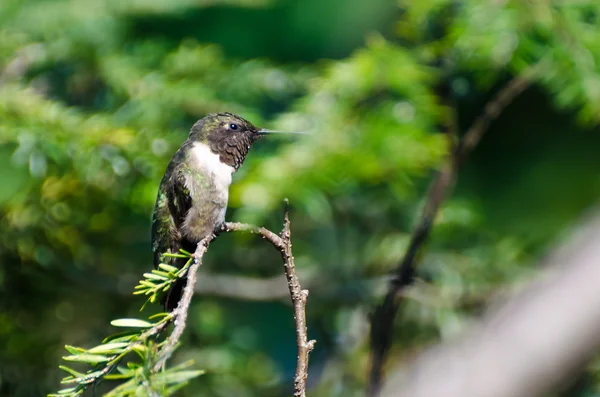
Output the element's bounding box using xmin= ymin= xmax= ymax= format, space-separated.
xmin=213 ymin=222 xmax=227 ymax=237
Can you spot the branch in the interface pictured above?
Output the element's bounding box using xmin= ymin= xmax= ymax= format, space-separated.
xmin=153 ymin=233 xmax=217 ymax=371
xmin=279 ymin=200 xmax=316 ymax=397
xmin=367 ymin=63 xmax=544 ymax=397
xmin=223 ymin=202 xmax=316 ymax=397
xmin=153 ymin=202 xmax=315 ymax=396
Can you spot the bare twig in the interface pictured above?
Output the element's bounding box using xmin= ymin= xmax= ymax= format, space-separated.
xmin=153 ymin=233 xmax=217 ymax=371
xmin=221 ymin=221 xmax=285 ymax=247
xmin=224 ymin=203 xmax=316 ymax=397
xmin=368 ymin=63 xmax=544 ymax=397
xmin=152 ymin=202 xmax=315 ymax=396
xmin=280 ymin=200 xmax=316 ymax=397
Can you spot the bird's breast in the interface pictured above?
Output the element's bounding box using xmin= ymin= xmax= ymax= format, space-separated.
xmin=180 ymin=142 xmax=235 ymax=240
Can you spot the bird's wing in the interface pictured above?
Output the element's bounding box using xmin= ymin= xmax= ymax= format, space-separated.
xmin=151 ymin=151 xmax=193 ymax=268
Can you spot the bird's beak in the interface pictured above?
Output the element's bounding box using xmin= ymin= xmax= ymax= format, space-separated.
xmin=255 ymin=128 xmax=272 ymax=136
xmin=255 ymin=129 xmax=309 ymax=136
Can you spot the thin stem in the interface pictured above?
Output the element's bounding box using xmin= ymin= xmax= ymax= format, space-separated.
xmin=153 ymin=234 xmax=217 ymax=372
xmin=280 ymin=200 xmax=316 ymax=397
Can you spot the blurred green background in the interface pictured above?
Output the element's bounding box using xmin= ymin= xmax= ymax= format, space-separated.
xmin=2 ymin=0 xmax=600 ymax=396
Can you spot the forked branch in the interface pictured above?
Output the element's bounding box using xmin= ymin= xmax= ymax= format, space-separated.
xmin=155 ymin=201 xmax=315 ymax=397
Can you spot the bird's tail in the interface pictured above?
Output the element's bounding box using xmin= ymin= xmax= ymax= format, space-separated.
xmin=160 ymin=251 xmax=192 ymax=312
xmin=162 ymin=277 xmax=186 ymax=312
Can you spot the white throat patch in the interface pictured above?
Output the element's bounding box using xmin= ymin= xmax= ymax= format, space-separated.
xmin=190 ymin=142 xmax=235 ymax=188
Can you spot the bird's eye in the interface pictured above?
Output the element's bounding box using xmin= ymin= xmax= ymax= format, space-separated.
xmin=229 ymin=123 xmax=238 ymax=130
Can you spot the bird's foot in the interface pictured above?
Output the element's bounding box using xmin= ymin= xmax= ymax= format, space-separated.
xmin=213 ymin=222 xmax=227 ymax=236
xmin=209 ymin=222 xmax=227 ymax=239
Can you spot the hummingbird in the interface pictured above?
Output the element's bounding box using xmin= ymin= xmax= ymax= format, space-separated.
xmin=151 ymin=112 xmax=271 ymax=311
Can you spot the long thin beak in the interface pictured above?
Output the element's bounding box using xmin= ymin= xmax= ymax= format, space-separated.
xmin=255 ymin=129 xmax=309 ymax=135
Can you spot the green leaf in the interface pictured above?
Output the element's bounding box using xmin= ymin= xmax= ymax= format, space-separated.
xmin=131 ymin=344 xmax=148 ymax=353
xmin=58 ymin=365 xmax=84 ymax=378
xmin=162 ymin=252 xmax=189 ymax=258
xmin=116 ymin=365 xmax=135 ymax=375
xmin=139 ymin=299 xmax=150 ymax=312
xmin=126 ymin=362 xmax=141 ymax=370
xmin=151 ymin=270 xmax=171 ymax=278
xmin=164 ymin=359 xmax=196 ymax=372
xmin=148 ymin=312 xmax=170 ymax=320
xmin=50 ymin=386 xmax=80 ymax=396
xmin=62 ymin=354 xmax=110 ymax=364
xmin=104 ymin=373 xmax=133 ymax=380
xmin=87 ymin=342 xmax=129 ymax=354
xmin=144 ymin=272 xmax=167 ymax=280
xmin=102 ymin=331 xmax=138 ymax=344
xmin=60 ymin=369 xmax=106 ymax=385
xmin=158 ymin=264 xmax=179 ymax=272
xmin=131 ymin=343 xmax=152 ymax=361
xmin=153 ymin=370 xmax=205 ymax=385
xmin=111 ymin=318 xmax=153 ymax=328
xmin=64 ymin=345 xmax=85 ymax=355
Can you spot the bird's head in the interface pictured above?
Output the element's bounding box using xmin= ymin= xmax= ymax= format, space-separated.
xmin=188 ymin=112 xmax=268 ymax=170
